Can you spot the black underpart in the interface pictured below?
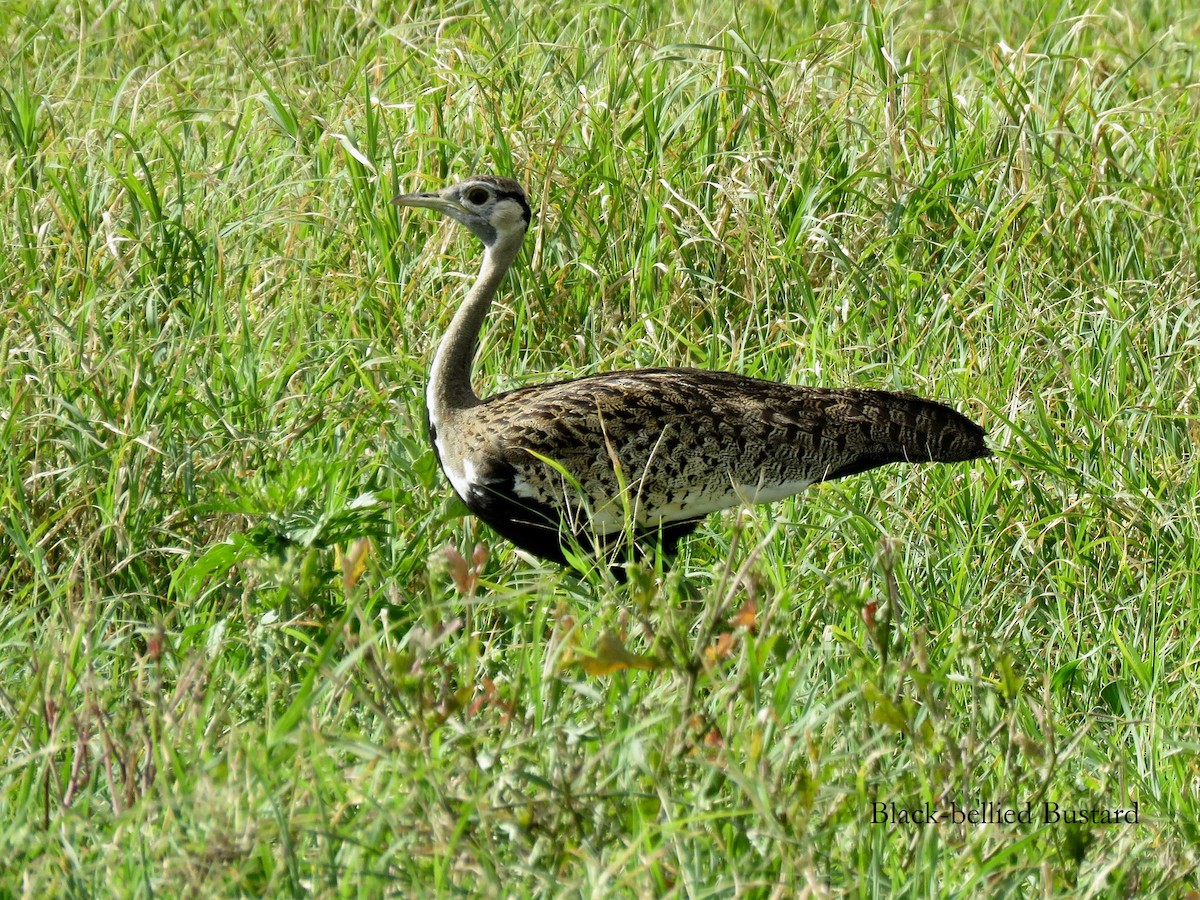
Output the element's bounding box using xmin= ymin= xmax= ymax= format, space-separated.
xmin=427 ymin=405 xmax=616 ymax=569
xmin=460 ymin=462 xmax=701 ymax=571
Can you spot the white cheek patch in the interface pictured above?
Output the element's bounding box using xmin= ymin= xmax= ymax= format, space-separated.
xmin=493 ymin=202 xmax=527 ymax=230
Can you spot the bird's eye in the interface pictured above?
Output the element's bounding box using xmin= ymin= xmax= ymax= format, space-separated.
xmin=465 ymin=187 xmax=490 ymax=205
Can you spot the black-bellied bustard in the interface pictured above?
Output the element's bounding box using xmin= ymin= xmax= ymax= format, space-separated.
xmin=395 ymin=176 xmax=989 ymax=569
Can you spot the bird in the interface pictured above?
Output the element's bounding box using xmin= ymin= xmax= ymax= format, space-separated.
xmin=394 ymin=175 xmax=990 ymax=570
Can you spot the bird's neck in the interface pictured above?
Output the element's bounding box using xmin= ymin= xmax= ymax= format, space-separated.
xmin=427 ymin=234 xmax=523 ymax=419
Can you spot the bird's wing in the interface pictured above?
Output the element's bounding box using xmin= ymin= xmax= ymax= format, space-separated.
xmin=461 ymin=368 xmax=986 ymax=531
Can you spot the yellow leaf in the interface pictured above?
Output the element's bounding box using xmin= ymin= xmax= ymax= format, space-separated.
xmin=731 ymin=598 xmax=757 ymax=631
xmin=577 ymin=630 xmax=661 ymax=676
xmin=338 ymin=537 xmax=372 ymax=592
xmin=862 ymin=683 xmax=909 ymax=734
xmin=704 ymin=631 xmax=737 ymax=665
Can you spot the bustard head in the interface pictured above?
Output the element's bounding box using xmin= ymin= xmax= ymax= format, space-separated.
xmin=392 ymin=175 xmax=531 ymax=248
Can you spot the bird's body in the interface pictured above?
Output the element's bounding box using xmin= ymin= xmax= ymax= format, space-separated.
xmin=395 ymin=176 xmax=990 ymax=568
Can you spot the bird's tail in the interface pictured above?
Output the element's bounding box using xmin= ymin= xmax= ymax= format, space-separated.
xmin=814 ymin=390 xmax=991 ymax=482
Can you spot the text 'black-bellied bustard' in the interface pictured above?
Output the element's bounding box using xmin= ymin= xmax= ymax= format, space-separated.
xmin=395 ymin=175 xmax=990 ymax=569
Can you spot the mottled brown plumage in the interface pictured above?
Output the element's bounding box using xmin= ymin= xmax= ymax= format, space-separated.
xmin=394 ymin=176 xmax=990 ymax=567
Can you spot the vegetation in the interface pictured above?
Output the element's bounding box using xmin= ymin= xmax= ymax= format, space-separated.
xmin=3 ymin=0 xmax=1198 ymax=893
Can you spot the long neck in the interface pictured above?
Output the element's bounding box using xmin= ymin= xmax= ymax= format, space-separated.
xmin=427 ymin=233 xmax=523 ymax=417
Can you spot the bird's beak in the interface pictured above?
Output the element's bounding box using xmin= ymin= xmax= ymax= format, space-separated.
xmin=391 ymin=191 xmax=464 ymax=215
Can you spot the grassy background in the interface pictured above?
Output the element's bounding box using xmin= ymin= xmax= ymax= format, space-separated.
xmin=4 ymin=0 xmax=1199 ymax=894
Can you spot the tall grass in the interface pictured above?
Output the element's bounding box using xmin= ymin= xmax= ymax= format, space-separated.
xmin=3 ymin=0 xmax=1199 ymax=894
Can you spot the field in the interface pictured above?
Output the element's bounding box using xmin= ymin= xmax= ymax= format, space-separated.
xmin=4 ymin=0 xmax=1200 ymax=894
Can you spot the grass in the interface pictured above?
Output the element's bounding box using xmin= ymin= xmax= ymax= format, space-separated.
xmin=3 ymin=0 xmax=1200 ymax=894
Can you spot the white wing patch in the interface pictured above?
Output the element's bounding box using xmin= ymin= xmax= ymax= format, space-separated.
xmin=506 ymin=460 xmax=816 ymax=535
xmin=625 ymin=477 xmax=816 ymax=525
